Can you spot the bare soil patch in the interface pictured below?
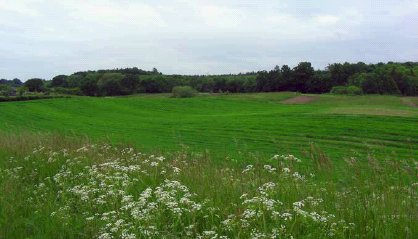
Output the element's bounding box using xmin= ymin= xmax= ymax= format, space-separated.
xmin=281 ymin=95 xmax=318 ymax=104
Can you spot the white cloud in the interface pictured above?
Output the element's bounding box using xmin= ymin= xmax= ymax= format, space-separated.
xmin=0 ymin=0 xmax=417 ymax=79
xmin=199 ymin=4 xmax=245 ymax=29
xmin=64 ymin=0 xmax=166 ymax=27
xmin=0 ymin=0 xmax=41 ymax=16
xmin=314 ymin=15 xmax=339 ymax=25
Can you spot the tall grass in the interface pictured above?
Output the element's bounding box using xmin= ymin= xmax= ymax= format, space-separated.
xmin=0 ymin=133 xmax=416 ymax=238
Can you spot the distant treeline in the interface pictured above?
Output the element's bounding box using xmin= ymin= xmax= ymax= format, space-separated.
xmin=1 ymin=62 xmax=418 ymax=97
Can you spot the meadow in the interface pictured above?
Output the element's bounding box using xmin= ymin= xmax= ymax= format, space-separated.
xmin=0 ymin=93 xmax=417 ymax=159
xmin=0 ymin=93 xmax=417 ymax=238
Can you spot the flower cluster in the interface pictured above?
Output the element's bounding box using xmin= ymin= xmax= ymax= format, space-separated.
xmin=6 ymin=146 xmax=391 ymax=238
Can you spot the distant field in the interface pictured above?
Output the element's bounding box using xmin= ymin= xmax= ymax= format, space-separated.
xmin=0 ymin=92 xmax=417 ymax=160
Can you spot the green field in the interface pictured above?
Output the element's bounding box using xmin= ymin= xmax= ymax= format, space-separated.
xmin=1 ymin=93 xmax=418 ymax=238
xmin=0 ymin=93 xmax=417 ymax=159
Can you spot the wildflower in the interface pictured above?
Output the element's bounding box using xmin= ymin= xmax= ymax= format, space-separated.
xmin=121 ymin=232 xmax=136 ymax=239
xmin=242 ymin=209 xmax=257 ymax=219
xmin=292 ymin=172 xmax=305 ymax=181
xmin=282 ymin=167 xmax=291 ymax=173
xmin=259 ymin=182 xmax=276 ymax=191
xmin=264 ymin=165 xmax=276 ymax=173
xmin=281 ymin=212 xmax=293 ymax=221
xmin=242 ymin=165 xmax=254 ymax=173
xmin=172 ymin=167 xmax=181 ymax=174
xmin=202 ymin=230 xmax=218 ymax=239
xmin=293 ymin=201 xmax=304 ymax=209
xmin=98 ymin=233 xmax=112 ymax=239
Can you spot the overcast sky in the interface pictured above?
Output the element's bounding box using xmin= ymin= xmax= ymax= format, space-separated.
xmin=0 ymin=0 xmax=417 ymax=80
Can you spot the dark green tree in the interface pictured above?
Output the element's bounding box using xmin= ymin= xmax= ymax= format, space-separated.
xmin=291 ymin=62 xmax=314 ymax=92
xmin=12 ymin=78 xmax=23 ymax=86
xmin=120 ymin=74 xmax=140 ymax=95
xmin=306 ymin=71 xmax=332 ymax=93
xmin=24 ymin=78 xmax=44 ymax=92
xmin=0 ymin=84 xmax=13 ymax=97
xmin=97 ymin=73 xmax=124 ymax=96
xmin=51 ymin=75 xmax=68 ymax=88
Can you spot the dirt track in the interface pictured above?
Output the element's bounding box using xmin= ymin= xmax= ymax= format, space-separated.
xmin=281 ymin=95 xmax=318 ymax=104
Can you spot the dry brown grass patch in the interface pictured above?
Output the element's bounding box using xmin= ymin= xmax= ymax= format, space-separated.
xmin=281 ymin=95 xmax=318 ymax=104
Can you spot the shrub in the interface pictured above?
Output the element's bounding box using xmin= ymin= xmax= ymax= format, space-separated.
xmin=0 ymin=95 xmax=68 ymax=102
xmin=52 ymin=87 xmax=82 ymax=95
xmin=16 ymin=86 xmax=28 ymax=96
xmin=97 ymin=73 xmax=124 ymax=96
xmin=330 ymin=86 xmax=348 ymax=94
xmin=330 ymin=85 xmax=362 ymax=95
xmin=172 ymin=86 xmax=197 ymax=98
xmin=0 ymin=84 xmax=13 ymax=97
xmin=24 ymin=78 xmax=45 ymax=92
xmin=346 ymin=85 xmax=362 ymax=95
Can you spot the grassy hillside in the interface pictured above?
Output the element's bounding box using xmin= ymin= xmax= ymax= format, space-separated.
xmin=0 ymin=93 xmax=417 ymax=160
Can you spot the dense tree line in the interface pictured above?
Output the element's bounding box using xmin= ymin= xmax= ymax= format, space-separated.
xmin=47 ymin=70 xmax=258 ymax=96
xmin=254 ymin=62 xmax=418 ymax=95
xmin=1 ymin=62 xmax=417 ymax=97
xmin=0 ymin=78 xmax=23 ymax=87
xmin=0 ymin=78 xmax=23 ymax=96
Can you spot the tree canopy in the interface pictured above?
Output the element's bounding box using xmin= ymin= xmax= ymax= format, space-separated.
xmin=2 ymin=63 xmax=417 ymax=97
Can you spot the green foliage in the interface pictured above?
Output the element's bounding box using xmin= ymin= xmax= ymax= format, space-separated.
xmin=5 ymin=62 xmax=418 ymax=98
xmin=255 ymin=63 xmax=316 ymax=93
xmin=50 ymin=75 xmax=68 ymax=88
xmin=0 ymin=84 xmax=13 ymax=97
xmin=120 ymin=74 xmax=140 ymax=95
xmin=328 ymin=62 xmax=370 ymax=86
xmin=291 ymin=62 xmax=315 ymax=92
xmin=389 ymin=68 xmax=418 ymax=96
xmin=66 ymin=74 xmax=85 ymax=88
xmin=16 ymin=86 xmax=28 ymax=96
xmin=79 ymin=73 xmax=100 ymax=96
xmin=405 ymin=76 xmax=418 ymax=96
xmin=140 ymin=75 xmax=172 ymax=93
xmin=306 ymin=71 xmax=332 ymax=93
xmin=346 ymin=85 xmax=362 ymax=95
xmin=0 ymin=95 xmax=67 ymax=102
xmin=350 ymin=72 xmax=400 ymax=95
xmin=330 ymin=85 xmax=362 ymax=95
xmin=97 ymin=73 xmax=124 ymax=96
xmin=172 ymin=86 xmax=197 ymax=98
xmin=0 ymin=78 xmax=22 ymax=87
xmin=24 ymin=78 xmax=45 ymax=92
xmin=330 ymin=86 xmax=348 ymax=94
xmin=52 ymin=87 xmax=82 ymax=95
